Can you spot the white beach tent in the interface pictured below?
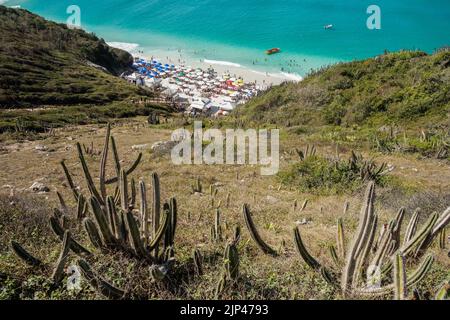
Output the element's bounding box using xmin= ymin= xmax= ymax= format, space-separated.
xmin=218 ymin=101 xmax=235 ymax=111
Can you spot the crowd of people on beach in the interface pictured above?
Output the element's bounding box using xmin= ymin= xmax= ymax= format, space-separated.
xmin=123 ymin=56 xmax=264 ymax=117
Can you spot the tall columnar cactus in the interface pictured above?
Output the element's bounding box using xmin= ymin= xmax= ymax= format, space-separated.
xmin=193 ymin=248 xmax=203 ymax=276
xmin=336 ymin=217 xmax=345 ymax=260
xmin=216 ymin=239 xmax=240 ymax=298
xmin=242 ymin=204 xmax=278 ymax=256
xmin=393 ymin=253 xmax=407 ymax=300
xmin=226 ymin=192 xmax=231 ymax=208
xmin=293 ymin=182 xmax=447 ymax=298
xmin=51 ymin=231 xmax=72 ymax=284
xmin=211 ymin=209 xmax=223 ymax=242
xmin=192 ymin=177 xmax=202 ymax=194
xmin=439 ymin=228 xmax=447 ymax=249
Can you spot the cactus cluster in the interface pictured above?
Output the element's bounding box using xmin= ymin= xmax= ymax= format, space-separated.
xmin=348 ymin=151 xmax=389 ymax=183
xmin=59 ymin=125 xmax=177 ymax=268
xmin=294 ymin=182 xmax=450 ymax=298
xmin=11 ymin=124 xmax=179 ymax=299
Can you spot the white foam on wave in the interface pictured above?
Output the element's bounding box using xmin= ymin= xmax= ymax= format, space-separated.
xmin=279 ymin=72 xmax=303 ymax=82
xmin=203 ymin=59 xmax=242 ymax=68
xmin=107 ymin=42 xmax=140 ymax=53
xmin=248 ymin=69 xmax=303 ymax=82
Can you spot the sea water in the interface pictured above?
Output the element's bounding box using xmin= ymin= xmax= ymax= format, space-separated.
xmin=3 ymin=0 xmax=450 ymax=77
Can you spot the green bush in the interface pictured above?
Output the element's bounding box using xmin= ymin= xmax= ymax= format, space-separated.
xmin=278 ymin=153 xmax=390 ymax=195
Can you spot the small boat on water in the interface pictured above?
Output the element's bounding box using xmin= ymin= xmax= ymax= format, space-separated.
xmin=265 ymin=48 xmax=281 ymax=55
xmin=324 ymin=24 xmax=333 ymax=30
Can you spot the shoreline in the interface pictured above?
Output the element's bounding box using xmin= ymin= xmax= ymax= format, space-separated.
xmin=108 ymin=42 xmax=303 ymax=87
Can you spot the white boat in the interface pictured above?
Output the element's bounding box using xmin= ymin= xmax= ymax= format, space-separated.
xmin=324 ymin=24 xmax=333 ymax=30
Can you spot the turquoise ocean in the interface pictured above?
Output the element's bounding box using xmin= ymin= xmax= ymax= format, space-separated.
xmin=3 ymin=0 xmax=450 ymax=77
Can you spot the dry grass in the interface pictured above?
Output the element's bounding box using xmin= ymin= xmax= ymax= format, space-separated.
xmin=0 ymin=118 xmax=448 ymax=300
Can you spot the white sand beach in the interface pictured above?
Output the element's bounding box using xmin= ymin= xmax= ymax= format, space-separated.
xmin=108 ymin=42 xmax=302 ymax=87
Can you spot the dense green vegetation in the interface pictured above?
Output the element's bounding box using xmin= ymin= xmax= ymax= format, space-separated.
xmin=279 ymin=151 xmax=391 ymax=195
xmin=235 ymin=50 xmax=450 ymax=129
xmin=0 ymin=6 xmax=151 ymax=108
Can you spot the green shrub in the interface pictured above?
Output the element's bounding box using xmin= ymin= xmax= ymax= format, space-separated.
xmin=279 ymin=153 xmax=390 ymax=195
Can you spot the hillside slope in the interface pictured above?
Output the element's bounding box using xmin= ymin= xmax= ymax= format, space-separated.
xmin=235 ymin=50 xmax=450 ymax=129
xmin=0 ymin=6 xmax=150 ymax=107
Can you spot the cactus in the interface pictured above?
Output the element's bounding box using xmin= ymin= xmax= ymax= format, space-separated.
xmin=193 ymin=248 xmax=203 ymax=276
xmin=393 ymin=253 xmax=407 ymax=300
xmin=82 ymin=141 xmax=101 ymax=157
xmin=232 ymin=226 xmax=241 ymax=245
xmin=83 ymin=218 xmax=103 ymax=249
xmin=224 ymin=243 xmax=239 ymax=281
xmin=76 ymin=194 xmax=87 ymax=221
xmin=293 ymin=227 xmax=337 ymax=287
xmin=11 ymin=241 xmax=42 ymax=267
xmin=336 ymin=217 xmax=345 ymax=260
xmin=49 ymin=216 xmax=91 ymax=256
xmin=242 ymin=204 xmax=278 ymax=256
xmin=139 ymin=180 xmax=149 ymax=245
xmin=56 ymin=191 xmax=68 ymax=215
xmin=211 ymin=209 xmax=223 ymax=242
xmin=60 ymin=160 xmax=80 ymax=201
xmin=435 ymin=278 xmax=450 ymax=300
xmin=226 ymin=192 xmax=231 ymax=208
xmin=99 ymin=124 xmax=111 ymax=200
xmin=105 ymin=138 xmax=142 ymax=185
xmin=152 ymin=172 xmax=161 ymax=248
xmin=215 ymin=273 xmax=228 ymax=299
xmin=329 ymin=245 xmax=340 ymax=266
xmin=78 ymin=259 xmax=126 ymax=299
xmin=300 ymin=199 xmax=308 ymax=212
xmin=55 ymin=126 xmax=177 ymax=277
xmin=404 ymin=209 xmax=420 ymax=245
xmin=191 ymin=177 xmax=202 ymax=193
xmin=343 ymin=201 xmax=350 ymax=215
xmin=439 ymin=228 xmax=447 ymax=249
xmin=12 ymin=231 xmax=72 ymax=285
xmin=77 ymin=142 xmax=104 ymax=205
xmin=51 ymin=231 xmax=71 ymax=284
xmin=210 ymin=185 xmax=219 ymax=207
xmin=293 ymin=182 xmax=447 ymax=298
